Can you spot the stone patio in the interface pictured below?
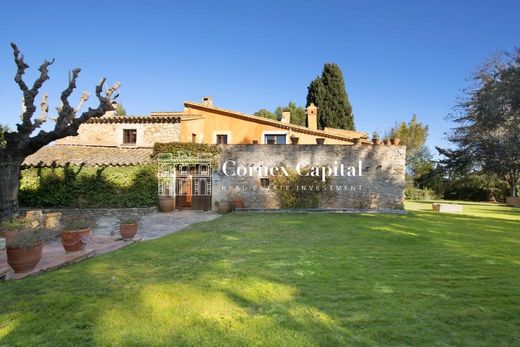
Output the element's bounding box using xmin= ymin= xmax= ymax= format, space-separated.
xmin=1 ymin=209 xmax=220 ymax=280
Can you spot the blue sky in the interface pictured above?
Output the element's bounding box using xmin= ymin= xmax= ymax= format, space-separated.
xmin=1 ymin=0 xmax=519 ymax=151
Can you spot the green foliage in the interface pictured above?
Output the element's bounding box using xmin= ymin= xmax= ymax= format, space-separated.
xmin=7 ymin=228 xmax=51 ymax=249
xmin=390 ymin=115 xmax=429 ymax=155
xmin=443 ymin=174 xmax=509 ymax=202
xmin=0 ymin=124 xmax=7 ymax=149
xmin=444 ymin=49 xmax=520 ymax=197
xmin=114 ymin=103 xmax=127 ymax=116
xmin=0 ymin=216 xmax=29 ymax=232
xmin=254 ymin=102 xmax=307 ymax=126
xmin=152 ymin=142 xmax=221 ymax=166
xmin=271 ymin=167 xmax=332 ymax=208
xmin=306 ymin=63 xmax=355 ymax=130
xmin=19 ymin=164 xmax=157 ymax=208
xmin=253 ymin=109 xmax=277 ymax=120
xmin=404 ymin=187 xmax=438 ymax=200
xmin=275 ymin=102 xmax=307 ymax=126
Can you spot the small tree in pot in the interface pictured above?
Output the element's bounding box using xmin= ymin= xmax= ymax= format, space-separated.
xmin=119 ymin=216 xmax=140 ymax=240
xmin=5 ymin=227 xmax=51 ymax=273
xmin=60 ymin=217 xmax=96 ymax=253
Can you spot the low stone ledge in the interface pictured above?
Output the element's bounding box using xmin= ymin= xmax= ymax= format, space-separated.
xmin=432 ymin=203 xmax=463 ymax=213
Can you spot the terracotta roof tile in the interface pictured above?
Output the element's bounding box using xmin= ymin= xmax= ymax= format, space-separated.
xmin=23 ymin=145 xmax=153 ymax=167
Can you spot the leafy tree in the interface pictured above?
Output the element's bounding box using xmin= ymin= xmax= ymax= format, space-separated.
xmin=0 ymin=124 xmax=6 ymax=149
xmin=275 ymin=102 xmax=306 ymax=126
xmin=253 ymin=108 xmax=277 ymax=120
xmin=254 ymin=102 xmax=306 ymax=126
xmin=114 ymin=103 xmax=127 ymax=116
xmin=306 ymin=63 xmax=355 ymax=130
xmin=0 ymin=43 xmax=120 ymax=218
xmin=442 ymin=49 xmax=520 ymax=197
xmin=389 ymin=114 xmax=432 ymax=178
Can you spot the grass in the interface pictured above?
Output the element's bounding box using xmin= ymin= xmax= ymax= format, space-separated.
xmin=1 ymin=201 xmax=519 ymax=346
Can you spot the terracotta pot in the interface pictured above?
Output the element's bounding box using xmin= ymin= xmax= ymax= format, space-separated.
xmin=354 ymin=138 xmax=363 ymax=145
xmin=232 ymin=200 xmax=244 ymax=209
xmin=372 ymin=138 xmax=382 ymax=145
xmin=391 ymin=138 xmax=401 ymax=145
xmin=61 ymin=228 xmax=91 ymax=252
xmin=120 ymin=223 xmax=138 ymax=240
xmin=383 ymin=139 xmax=391 ymax=145
xmin=217 ymin=201 xmax=232 ymax=214
xmin=25 ymin=210 xmax=43 ymax=229
xmin=159 ymin=196 xmax=175 ymax=212
xmin=252 ymin=140 xmax=258 ymax=144
xmin=6 ymin=241 xmax=44 ymax=273
xmin=44 ymin=212 xmax=62 ymax=229
xmin=290 ymin=137 xmax=299 ymax=144
xmin=316 ymin=138 xmax=325 ymax=145
xmin=1 ymin=231 xmax=18 ymax=244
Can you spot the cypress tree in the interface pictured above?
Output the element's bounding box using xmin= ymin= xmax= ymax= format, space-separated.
xmin=306 ymin=63 xmax=355 ymax=130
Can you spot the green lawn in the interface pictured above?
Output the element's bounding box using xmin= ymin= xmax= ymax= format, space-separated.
xmin=1 ymin=202 xmax=519 ymax=346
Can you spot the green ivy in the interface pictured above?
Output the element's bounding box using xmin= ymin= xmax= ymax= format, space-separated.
xmin=19 ymin=164 xmax=158 ymax=208
xmin=152 ymin=142 xmax=221 ymax=166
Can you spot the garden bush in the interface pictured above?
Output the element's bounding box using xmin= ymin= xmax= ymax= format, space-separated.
xmin=19 ymin=164 xmax=157 ymax=208
xmin=404 ymin=187 xmax=438 ymax=200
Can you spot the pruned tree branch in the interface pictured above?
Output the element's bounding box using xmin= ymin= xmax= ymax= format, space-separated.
xmin=11 ymin=42 xmax=54 ymax=137
xmin=3 ymin=43 xmax=121 ymax=158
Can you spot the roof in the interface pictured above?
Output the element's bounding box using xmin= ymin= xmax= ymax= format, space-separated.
xmin=87 ymin=116 xmax=181 ymax=124
xmin=183 ymin=101 xmax=369 ymax=142
xmin=22 ymin=145 xmax=153 ymax=168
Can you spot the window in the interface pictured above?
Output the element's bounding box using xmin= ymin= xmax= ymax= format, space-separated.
xmin=216 ymin=134 xmax=228 ymax=144
xmin=264 ymin=134 xmax=286 ymax=144
xmin=123 ymin=129 xmax=137 ymax=145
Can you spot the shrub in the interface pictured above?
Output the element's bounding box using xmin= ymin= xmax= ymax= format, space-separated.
xmin=19 ymin=164 xmax=157 ymax=208
xmin=404 ymin=187 xmax=438 ymax=200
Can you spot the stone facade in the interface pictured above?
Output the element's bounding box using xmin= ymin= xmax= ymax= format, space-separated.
xmin=57 ymin=122 xmax=180 ymax=147
xmin=212 ymin=144 xmax=406 ymax=210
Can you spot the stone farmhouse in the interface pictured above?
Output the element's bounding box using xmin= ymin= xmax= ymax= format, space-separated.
xmin=24 ymin=97 xmax=405 ymax=211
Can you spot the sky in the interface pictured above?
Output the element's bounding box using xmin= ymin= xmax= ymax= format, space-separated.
xmin=1 ymin=0 xmax=519 ymax=151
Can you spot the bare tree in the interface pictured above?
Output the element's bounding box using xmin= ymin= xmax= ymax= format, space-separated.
xmin=0 ymin=43 xmax=120 ymax=218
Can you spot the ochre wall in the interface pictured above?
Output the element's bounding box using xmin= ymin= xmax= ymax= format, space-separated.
xmin=181 ymin=105 xmax=353 ymax=145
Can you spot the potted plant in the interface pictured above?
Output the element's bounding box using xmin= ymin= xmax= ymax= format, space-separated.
xmin=290 ymin=136 xmax=299 ymax=144
xmin=354 ymin=138 xmax=363 ymax=145
xmin=391 ymin=137 xmax=401 ymax=145
xmin=60 ymin=217 xmax=95 ymax=253
xmin=5 ymin=228 xmax=50 ymax=273
xmin=383 ymin=138 xmax=391 ymax=145
xmin=119 ymin=217 xmax=139 ymax=240
xmin=372 ymin=132 xmax=382 ymax=145
xmin=316 ymin=138 xmax=325 ymax=145
xmin=159 ymin=195 xmax=175 ymax=212
xmin=0 ymin=217 xmax=29 ymax=242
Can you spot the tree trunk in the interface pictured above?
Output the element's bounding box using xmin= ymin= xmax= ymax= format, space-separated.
xmin=511 ymin=172 xmax=518 ymax=198
xmin=0 ymin=157 xmax=22 ymax=219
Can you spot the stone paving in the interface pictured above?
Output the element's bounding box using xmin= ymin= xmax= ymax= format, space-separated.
xmin=93 ymin=210 xmax=220 ymax=240
xmin=2 ymin=209 xmax=221 ymax=280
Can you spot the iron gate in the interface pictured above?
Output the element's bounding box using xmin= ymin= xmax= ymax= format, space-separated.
xmin=157 ymin=152 xmax=214 ymax=210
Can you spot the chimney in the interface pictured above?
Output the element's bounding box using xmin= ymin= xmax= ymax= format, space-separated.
xmin=281 ymin=111 xmax=291 ymax=124
xmin=201 ymin=96 xmax=213 ymax=107
xmin=306 ymin=103 xmax=318 ymax=131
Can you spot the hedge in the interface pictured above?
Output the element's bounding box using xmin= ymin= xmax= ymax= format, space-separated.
xmin=19 ymin=164 xmax=158 ymax=208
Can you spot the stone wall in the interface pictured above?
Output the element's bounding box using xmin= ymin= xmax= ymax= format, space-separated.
xmin=57 ymin=122 xmax=180 ymax=147
xmin=212 ymin=144 xmax=406 ymax=210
